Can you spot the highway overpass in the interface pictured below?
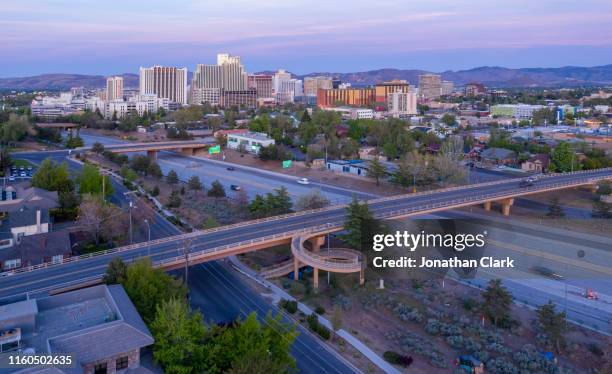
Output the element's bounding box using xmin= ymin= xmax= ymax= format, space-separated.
xmin=1 ymin=167 xmax=611 ymax=301
xmin=97 ymin=140 xmax=214 ymax=158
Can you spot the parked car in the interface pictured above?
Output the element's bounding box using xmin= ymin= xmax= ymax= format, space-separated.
xmin=297 ymin=177 xmax=310 ymax=185
xmin=230 ymin=184 xmax=242 ymax=191
xmin=8 ymin=176 xmax=15 ymax=182
xmin=20 ymin=172 xmax=26 ymax=177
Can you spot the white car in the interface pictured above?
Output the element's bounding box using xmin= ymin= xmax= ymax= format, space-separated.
xmin=297 ymin=178 xmax=310 ymax=185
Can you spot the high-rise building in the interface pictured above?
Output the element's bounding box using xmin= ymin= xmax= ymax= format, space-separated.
xmin=418 ymin=74 xmax=442 ymax=100
xmin=139 ymin=66 xmax=188 ymax=105
xmin=387 ymin=91 xmax=417 ymax=117
xmin=272 ymin=70 xmax=292 ymax=94
xmin=248 ymin=74 xmax=273 ymax=98
xmin=276 ymin=78 xmax=303 ymax=104
xmin=374 ymin=80 xmax=411 ymax=103
xmin=106 ymin=76 xmax=124 ymax=102
xmin=303 ymin=76 xmax=333 ymax=96
xmin=191 ymin=53 xmax=247 ymax=105
xmin=316 ymin=88 xmax=376 ymax=108
xmin=441 ymin=80 xmax=454 ymax=96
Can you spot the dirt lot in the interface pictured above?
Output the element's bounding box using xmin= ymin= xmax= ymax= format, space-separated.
xmin=274 ymin=273 xmax=612 ymax=373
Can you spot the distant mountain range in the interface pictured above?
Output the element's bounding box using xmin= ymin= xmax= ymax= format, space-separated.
xmin=2 ymin=65 xmax=612 ymax=90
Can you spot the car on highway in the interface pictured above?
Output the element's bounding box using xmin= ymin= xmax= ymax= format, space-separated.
xmin=226 ymin=166 xmax=235 ymax=171
xmin=297 ymin=177 xmax=310 ymax=185
xmin=230 ymin=184 xmax=242 ymax=191
xmin=531 ymin=266 xmax=564 ymax=280
xmin=519 ymin=177 xmax=536 ymax=187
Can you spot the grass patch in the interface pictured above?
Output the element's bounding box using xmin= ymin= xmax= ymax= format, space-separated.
xmin=11 ymin=159 xmax=36 ymax=168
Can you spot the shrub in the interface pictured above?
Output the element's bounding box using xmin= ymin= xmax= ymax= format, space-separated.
xmin=290 ymin=282 xmax=306 ymax=296
xmin=332 ymin=294 xmax=352 ymax=311
xmin=306 ymin=313 xmax=331 ymax=340
xmin=383 ymin=351 xmax=413 ymax=367
xmin=314 ymin=306 xmax=326 ymax=315
xmin=280 ymin=299 xmax=298 ymax=314
xmin=462 ymin=297 xmax=478 ymax=311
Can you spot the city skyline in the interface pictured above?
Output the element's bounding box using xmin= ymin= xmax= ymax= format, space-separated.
xmin=2 ymin=0 xmax=612 ymax=77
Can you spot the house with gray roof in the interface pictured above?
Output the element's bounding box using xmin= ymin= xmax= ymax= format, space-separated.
xmin=479 ymin=147 xmax=517 ymax=167
xmin=0 ymin=284 xmax=154 ymax=374
xmin=0 ymin=231 xmax=72 ymax=272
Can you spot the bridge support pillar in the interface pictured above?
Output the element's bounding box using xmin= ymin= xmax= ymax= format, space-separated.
xmin=180 ymin=148 xmax=195 ymax=156
xmin=147 ymin=150 xmax=158 ymax=159
xmin=483 ymin=201 xmax=492 ymax=211
xmin=501 ymin=198 xmax=514 ymax=216
xmin=293 ymin=257 xmax=300 ymax=280
xmin=313 ymin=267 xmax=319 ymax=290
xmin=359 ymin=268 xmax=365 ymax=286
xmin=309 ymin=236 xmax=325 ymax=253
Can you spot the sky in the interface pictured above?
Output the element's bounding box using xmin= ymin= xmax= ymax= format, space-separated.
xmin=2 ymin=0 xmax=612 ymax=77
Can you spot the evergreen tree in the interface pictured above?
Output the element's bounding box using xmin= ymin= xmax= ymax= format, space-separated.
xmin=537 ymin=301 xmax=567 ymax=353
xmin=167 ymin=191 xmax=182 ymax=208
xmin=187 ymin=176 xmax=203 ymax=191
xmin=166 ymin=169 xmax=179 ymax=184
xmin=366 ymin=157 xmax=387 ymax=186
xmin=342 ymin=197 xmax=380 ymax=251
xmin=208 ymin=180 xmax=226 ymax=198
xmin=103 ymin=257 xmax=127 ymax=284
xmin=481 ymin=279 xmax=513 ymax=327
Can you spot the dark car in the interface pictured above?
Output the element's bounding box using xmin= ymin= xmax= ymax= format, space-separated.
xmin=226 ymin=166 xmax=235 ymax=171
xmin=230 ymin=184 xmax=241 ymax=191
xmin=531 ymin=266 xmax=564 ymax=280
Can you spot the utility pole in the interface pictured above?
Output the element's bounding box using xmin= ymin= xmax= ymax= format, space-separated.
xmin=179 ymin=239 xmax=192 ymax=290
xmin=144 ymin=219 xmax=151 ymax=257
xmin=129 ymin=201 xmax=134 ymax=244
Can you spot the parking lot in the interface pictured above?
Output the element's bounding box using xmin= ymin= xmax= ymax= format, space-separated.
xmin=6 ymin=163 xmax=36 ymax=182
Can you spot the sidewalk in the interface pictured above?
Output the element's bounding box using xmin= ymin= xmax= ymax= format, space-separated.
xmin=228 ymin=256 xmax=402 ymax=374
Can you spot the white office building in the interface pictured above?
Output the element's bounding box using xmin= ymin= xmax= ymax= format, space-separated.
xmin=106 ymin=76 xmax=124 ymax=102
xmin=276 ymin=78 xmax=303 ymax=104
xmin=139 ymin=66 xmax=188 ymax=105
xmin=387 ymin=91 xmax=417 ymax=117
xmin=191 ymin=53 xmax=248 ymax=104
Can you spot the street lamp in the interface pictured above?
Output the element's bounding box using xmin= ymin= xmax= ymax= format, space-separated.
xmin=144 ymin=219 xmax=151 ymax=257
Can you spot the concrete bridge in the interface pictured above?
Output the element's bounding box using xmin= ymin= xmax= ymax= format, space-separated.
xmin=102 ymin=140 xmax=214 ymax=158
xmin=1 ymin=168 xmax=611 ymax=299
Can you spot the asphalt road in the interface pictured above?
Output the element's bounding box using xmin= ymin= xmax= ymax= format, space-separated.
xmin=187 ymin=262 xmax=359 ymax=374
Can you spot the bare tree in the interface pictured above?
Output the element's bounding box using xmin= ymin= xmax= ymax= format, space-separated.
xmin=77 ymin=195 xmax=127 ymax=245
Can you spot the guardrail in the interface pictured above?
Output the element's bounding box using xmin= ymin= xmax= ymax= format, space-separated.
xmin=290 ymin=232 xmax=363 ymax=272
xmin=1 ymin=169 xmax=611 ymax=278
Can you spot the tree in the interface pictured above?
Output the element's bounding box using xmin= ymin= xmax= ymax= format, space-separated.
xmin=187 ymin=176 xmax=203 ymax=192
xmin=103 ymin=257 xmax=128 ymax=284
xmin=130 ymin=155 xmax=151 ymax=175
xmin=481 ymin=279 xmax=513 ymax=327
xmin=342 ymin=197 xmax=381 ymax=251
xmin=65 ymin=133 xmax=84 ymax=148
xmin=440 ymin=113 xmax=457 ymax=126
xmin=208 ymin=180 xmax=226 ymax=198
xmin=367 ymin=157 xmax=387 ymax=186
xmin=270 ymin=186 xmax=292 ymax=214
xmin=202 ymin=312 xmax=297 ymax=374
xmin=537 ymin=301 xmax=567 ymax=352
xmin=202 ymin=216 xmax=219 ymax=229
xmin=1 ymin=113 xmax=31 ymax=143
xmin=295 ymin=189 xmax=330 ymax=211
xmin=91 ymin=142 xmax=105 ymax=154
xmin=0 ymin=148 xmax=12 ymax=172
xmin=31 ymin=159 xmax=74 ymax=192
xmin=77 ymin=164 xmax=113 ymax=197
xmin=550 ymin=142 xmax=577 ymax=172
xmin=546 ymin=196 xmax=565 ymax=218
xmin=148 ymin=161 xmax=163 ymax=179
xmin=122 ymin=258 xmax=186 ymax=324
xmin=77 ymin=194 xmax=126 ymax=245
xmin=119 ymin=164 xmax=138 ymax=183
xmin=167 ymin=169 xmax=179 ymax=184
xmin=151 ymin=298 xmax=207 ymax=374
xmin=167 ymin=191 xmax=182 ymax=208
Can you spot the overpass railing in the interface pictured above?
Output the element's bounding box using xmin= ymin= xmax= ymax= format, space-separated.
xmin=1 ymin=169 xmax=610 ymax=277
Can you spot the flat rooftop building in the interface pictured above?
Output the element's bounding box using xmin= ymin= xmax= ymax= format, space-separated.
xmin=0 ymin=284 xmax=154 ymax=374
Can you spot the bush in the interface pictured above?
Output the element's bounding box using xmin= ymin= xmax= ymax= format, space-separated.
xmin=280 ymin=299 xmax=298 ymax=314
xmin=290 ymin=282 xmax=306 ymax=296
xmin=306 ymin=313 xmax=331 ymax=340
xmin=383 ymin=351 xmax=413 ymax=367
xmin=314 ymin=306 xmax=326 ymax=315
xmin=462 ymin=297 xmax=478 ymax=311
xmin=151 ymin=185 xmax=160 ymax=197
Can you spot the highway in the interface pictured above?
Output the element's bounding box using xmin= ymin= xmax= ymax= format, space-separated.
xmin=1 ymin=167 xmax=610 ymax=305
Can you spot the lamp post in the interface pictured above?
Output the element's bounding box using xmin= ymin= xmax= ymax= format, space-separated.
xmin=144 ymin=219 xmax=151 ymax=257
xmin=128 ymin=201 xmax=135 ymax=245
